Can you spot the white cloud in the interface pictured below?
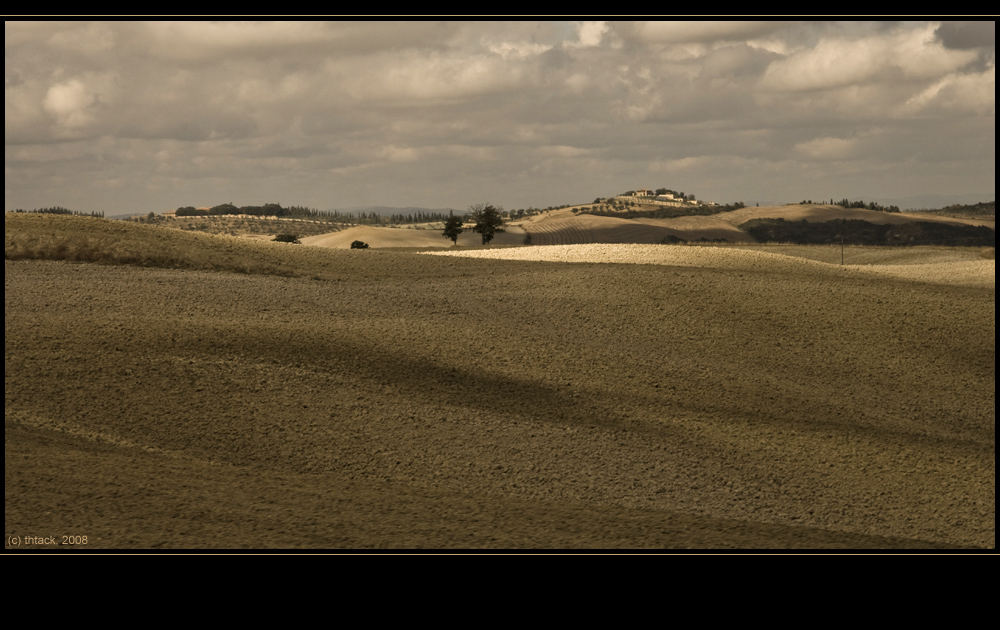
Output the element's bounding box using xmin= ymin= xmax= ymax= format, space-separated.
xmin=338 ymin=51 xmax=526 ymax=103
xmin=489 ymin=40 xmax=552 ymax=60
xmin=900 ymin=63 xmax=995 ymax=116
xmin=762 ymin=24 xmax=979 ymax=92
xmin=43 ymin=77 xmax=104 ymax=129
xmin=573 ymin=21 xmax=608 ymax=48
xmin=794 ymin=137 xmax=858 ymax=161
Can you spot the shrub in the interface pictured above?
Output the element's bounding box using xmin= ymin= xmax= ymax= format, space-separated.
xmin=350 ymin=240 xmax=369 ymax=249
xmin=273 ymin=233 xmax=301 ymax=244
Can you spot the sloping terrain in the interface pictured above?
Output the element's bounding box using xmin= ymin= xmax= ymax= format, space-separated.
xmin=711 ymin=204 xmax=995 ymax=228
xmin=303 ymin=224 xmax=526 ymax=249
xmin=518 ymin=205 xmax=995 ymax=246
xmin=428 ymin=244 xmax=995 ymax=289
xmin=520 ymin=213 xmax=697 ymax=245
xmin=5 ymin=215 xmax=995 ymax=550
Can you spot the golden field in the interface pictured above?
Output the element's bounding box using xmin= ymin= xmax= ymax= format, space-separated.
xmin=5 ymin=213 xmax=995 ymax=549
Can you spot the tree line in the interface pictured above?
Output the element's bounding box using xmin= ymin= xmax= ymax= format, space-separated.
xmin=741 ymin=218 xmax=994 ymax=247
xmin=173 ymin=203 xmax=453 ymax=225
xmin=9 ymin=207 xmax=104 ymax=218
xmin=934 ymin=201 xmax=995 ymax=217
xmin=798 ymin=199 xmax=901 ymax=212
xmin=581 ymin=201 xmax=746 ymax=220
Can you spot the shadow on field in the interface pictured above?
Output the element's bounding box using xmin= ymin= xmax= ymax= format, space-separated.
xmin=223 ymin=328 xmax=648 ymax=436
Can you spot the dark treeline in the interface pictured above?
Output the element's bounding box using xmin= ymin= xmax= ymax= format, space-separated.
xmin=741 ymin=218 xmax=995 ymax=247
xmin=174 ymin=203 xmax=450 ymax=225
xmin=10 ymin=207 xmax=104 ymax=218
xmin=384 ymin=211 xmax=451 ymax=224
xmin=798 ymin=199 xmax=901 ymax=212
xmin=581 ymin=201 xmax=746 ymax=220
xmin=935 ymin=201 xmax=995 ymax=216
xmin=175 ymin=203 xmax=333 ymax=218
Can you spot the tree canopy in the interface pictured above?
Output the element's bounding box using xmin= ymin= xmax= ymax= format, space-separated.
xmin=466 ymin=203 xmax=505 ymax=245
xmin=442 ymin=211 xmax=464 ymax=245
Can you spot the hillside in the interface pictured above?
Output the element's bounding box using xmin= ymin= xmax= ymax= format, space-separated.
xmin=303 ymin=224 xmax=527 ymax=249
xmin=115 ymin=204 xmax=995 ymax=250
xmin=922 ymin=201 xmax=996 ymax=219
xmin=518 ymin=204 xmax=995 ymax=246
xmin=5 ymin=214 xmax=995 ymax=549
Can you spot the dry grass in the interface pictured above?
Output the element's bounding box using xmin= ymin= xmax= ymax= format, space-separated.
xmin=514 ymin=204 xmax=995 ymax=247
xmin=303 ymin=224 xmax=527 ymax=249
xmin=156 ymin=215 xmax=347 ymax=239
xmin=427 ymin=243 xmax=995 ymax=288
xmin=5 ymin=213 xmax=343 ymax=279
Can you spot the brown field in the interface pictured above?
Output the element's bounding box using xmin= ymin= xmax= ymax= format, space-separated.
xmin=520 ymin=204 xmax=996 ymax=246
xmin=139 ymin=203 xmax=994 ymax=251
xmin=5 ymin=214 xmax=995 ymax=550
xmin=302 ymin=224 xmax=527 ymax=249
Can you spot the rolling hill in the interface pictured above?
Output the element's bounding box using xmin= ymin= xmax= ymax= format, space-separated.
xmin=5 ymin=213 xmax=994 ymax=549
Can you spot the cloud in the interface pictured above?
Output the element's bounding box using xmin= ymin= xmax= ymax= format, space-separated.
xmin=900 ymin=63 xmax=996 ymax=116
xmin=43 ymin=80 xmax=96 ymax=126
xmin=41 ymin=73 xmax=116 ymax=132
xmin=795 ymin=136 xmax=858 ymax=160
xmin=935 ymin=21 xmax=995 ymax=50
xmin=573 ymin=21 xmax=608 ymax=48
xmin=4 ymin=21 xmax=995 ymax=213
xmin=337 ymin=50 xmax=527 ymax=103
xmin=535 ymin=145 xmax=591 ymax=158
xmin=762 ymin=24 xmax=978 ymax=92
xmin=628 ymin=21 xmax=787 ymax=45
xmin=136 ymin=21 xmax=457 ymax=63
xmin=488 ymin=40 xmax=552 ymax=60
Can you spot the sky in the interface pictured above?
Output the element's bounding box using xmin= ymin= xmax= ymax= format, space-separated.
xmin=5 ymin=20 xmax=995 ymax=214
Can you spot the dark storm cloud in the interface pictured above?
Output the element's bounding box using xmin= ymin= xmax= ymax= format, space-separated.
xmin=935 ymin=21 xmax=995 ymax=50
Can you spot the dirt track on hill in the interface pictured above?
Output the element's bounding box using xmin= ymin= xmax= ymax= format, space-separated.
xmin=5 ymin=247 xmax=995 ymax=550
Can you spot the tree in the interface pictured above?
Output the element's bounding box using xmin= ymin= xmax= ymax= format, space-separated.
xmin=442 ymin=211 xmax=464 ymax=245
xmin=466 ymin=203 xmax=505 ymax=245
xmin=273 ymin=233 xmax=300 ymax=244
xmin=350 ymin=240 xmax=369 ymax=249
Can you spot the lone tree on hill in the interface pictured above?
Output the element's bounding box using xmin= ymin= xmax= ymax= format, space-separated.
xmin=466 ymin=202 xmax=505 ymax=245
xmin=442 ymin=211 xmax=464 ymax=245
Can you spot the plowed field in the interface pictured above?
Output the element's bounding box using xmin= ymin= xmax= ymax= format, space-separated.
xmin=5 ymin=216 xmax=995 ymax=550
